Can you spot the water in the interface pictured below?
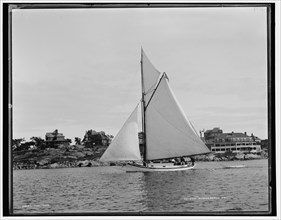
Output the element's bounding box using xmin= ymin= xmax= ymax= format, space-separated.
xmin=13 ymin=159 xmax=269 ymax=214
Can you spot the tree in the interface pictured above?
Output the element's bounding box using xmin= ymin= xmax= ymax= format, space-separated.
xmin=91 ymin=133 xmax=103 ymax=146
xmin=30 ymin=137 xmax=46 ymax=149
xmin=65 ymin=139 xmax=72 ymax=145
xmin=12 ymin=138 xmax=25 ymax=151
xmin=74 ymin=137 xmax=81 ymax=145
xmin=20 ymin=141 xmax=36 ymax=151
xmin=12 ymin=138 xmax=37 ymax=151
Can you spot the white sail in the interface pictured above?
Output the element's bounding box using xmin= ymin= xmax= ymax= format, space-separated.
xmin=141 ymin=49 xmax=161 ymax=105
xmin=100 ymin=105 xmax=141 ymax=161
xmin=145 ymin=74 xmax=210 ymax=160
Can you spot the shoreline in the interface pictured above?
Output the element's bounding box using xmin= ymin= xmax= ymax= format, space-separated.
xmin=13 ymin=145 xmax=268 ymax=170
xmin=13 ymin=156 xmax=268 ymax=170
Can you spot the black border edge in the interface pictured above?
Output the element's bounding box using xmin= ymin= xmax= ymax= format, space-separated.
xmin=1 ymin=2 xmax=272 ymax=10
xmin=267 ymin=3 xmax=276 ymax=217
xmin=3 ymin=2 xmax=12 ymax=217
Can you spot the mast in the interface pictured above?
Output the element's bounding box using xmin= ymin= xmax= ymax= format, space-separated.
xmin=140 ymin=49 xmax=147 ymax=161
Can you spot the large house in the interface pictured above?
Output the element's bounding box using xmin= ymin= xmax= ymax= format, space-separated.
xmin=45 ymin=129 xmax=69 ymax=147
xmin=204 ymin=128 xmax=261 ymax=154
xmin=83 ymin=130 xmax=113 ymax=147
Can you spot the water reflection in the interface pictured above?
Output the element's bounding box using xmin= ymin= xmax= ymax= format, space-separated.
xmin=139 ymin=170 xmax=203 ymax=212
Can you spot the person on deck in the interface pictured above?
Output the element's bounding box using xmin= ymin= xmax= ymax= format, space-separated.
xmin=170 ymin=158 xmax=176 ymax=165
xmin=175 ymin=157 xmax=181 ymax=165
xmin=180 ymin=157 xmax=185 ymax=165
xmin=190 ymin=157 xmax=195 ymax=166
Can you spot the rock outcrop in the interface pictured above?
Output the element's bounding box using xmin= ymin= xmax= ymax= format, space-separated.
xmin=194 ymin=151 xmax=267 ymax=162
xmin=13 ymin=144 xmax=108 ymax=169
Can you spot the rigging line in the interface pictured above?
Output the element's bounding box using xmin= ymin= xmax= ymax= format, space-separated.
xmin=188 ymin=119 xmax=202 ymax=138
xmin=144 ymin=74 xmax=205 ymax=146
xmin=148 ymin=151 xmax=210 ymax=161
xmin=144 ymin=73 xmax=165 ymax=111
xmin=144 ymin=73 xmax=163 ymax=96
xmin=145 ymin=86 xmax=156 ymax=96
xmin=142 ymin=76 xmax=162 ymax=100
xmin=148 ymin=104 xmax=206 ymax=146
xmin=146 ymin=68 xmax=166 ymax=95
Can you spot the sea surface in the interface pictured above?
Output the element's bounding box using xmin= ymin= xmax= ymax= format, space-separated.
xmin=13 ymin=159 xmax=269 ymax=214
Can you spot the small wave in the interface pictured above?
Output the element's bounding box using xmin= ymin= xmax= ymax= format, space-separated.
xmin=222 ymin=165 xmax=246 ymax=169
xmin=226 ymin=207 xmax=243 ymax=211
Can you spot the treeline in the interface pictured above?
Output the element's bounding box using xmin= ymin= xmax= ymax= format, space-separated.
xmin=12 ymin=130 xmax=114 ymax=169
xmin=13 ymin=137 xmax=47 ymax=151
xmin=12 ymin=130 xmax=113 ymax=152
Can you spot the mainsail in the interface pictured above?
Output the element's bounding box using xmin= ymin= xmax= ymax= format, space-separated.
xmin=100 ymin=49 xmax=210 ymax=162
xmin=145 ymin=73 xmax=210 ymax=160
xmin=141 ymin=48 xmax=161 ymax=105
xmin=100 ymin=105 xmax=141 ymax=161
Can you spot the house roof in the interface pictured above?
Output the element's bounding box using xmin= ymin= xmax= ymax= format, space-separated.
xmin=252 ymin=136 xmax=261 ymax=141
xmin=45 ymin=132 xmax=64 ymax=137
xmin=205 ymin=127 xmax=222 ymax=133
xmin=216 ymin=132 xmax=249 ymax=139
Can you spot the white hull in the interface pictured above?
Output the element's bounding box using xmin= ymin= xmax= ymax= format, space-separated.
xmin=120 ymin=162 xmax=196 ymax=172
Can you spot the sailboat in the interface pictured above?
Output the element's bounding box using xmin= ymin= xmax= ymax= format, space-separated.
xmin=100 ymin=49 xmax=210 ymax=171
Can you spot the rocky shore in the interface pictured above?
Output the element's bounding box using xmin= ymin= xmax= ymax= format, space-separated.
xmin=13 ymin=144 xmax=268 ymax=170
xmin=13 ymin=159 xmax=110 ymax=170
xmin=193 ymin=150 xmax=268 ymax=162
xmin=13 ymin=144 xmax=109 ymax=170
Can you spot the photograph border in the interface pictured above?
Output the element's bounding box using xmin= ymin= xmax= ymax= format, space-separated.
xmin=2 ymin=2 xmax=278 ymax=217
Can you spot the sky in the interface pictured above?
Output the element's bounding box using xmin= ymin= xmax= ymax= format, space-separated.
xmin=12 ymin=6 xmax=268 ymax=142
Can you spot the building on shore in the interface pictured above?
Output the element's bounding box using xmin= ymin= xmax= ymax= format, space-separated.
xmin=82 ymin=130 xmax=113 ymax=147
xmin=261 ymin=139 xmax=268 ymax=150
xmin=45 ymin=129 xmax=69 ymax=147
xmin=204 ymin=127 xmax=261 ymax=154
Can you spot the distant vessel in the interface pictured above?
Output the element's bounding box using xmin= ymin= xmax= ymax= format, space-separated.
xmin=100 ymin=49 xmax=210 ymax=171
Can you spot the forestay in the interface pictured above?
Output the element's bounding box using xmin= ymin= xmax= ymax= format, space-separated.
xmin=145 ymin=74 xmax=210 ymax=160
xmin=100 ymin=105 xmax=141 ymax=161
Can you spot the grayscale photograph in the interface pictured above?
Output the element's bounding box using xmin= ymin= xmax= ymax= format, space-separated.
xmin=6 ymin=2 xmax=276 ymax=216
